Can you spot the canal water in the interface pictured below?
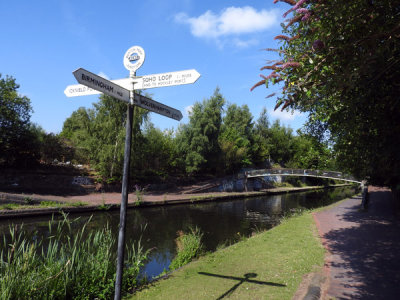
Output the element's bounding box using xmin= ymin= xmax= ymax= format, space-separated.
xmin=0 ymin=186 xmax=357 ymax=279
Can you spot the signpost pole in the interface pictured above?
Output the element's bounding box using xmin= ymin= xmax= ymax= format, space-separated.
xmin=66 ymin=45 xmax=199 ymax=300
xmin=114 ymin=73 xmax=135 ymax=300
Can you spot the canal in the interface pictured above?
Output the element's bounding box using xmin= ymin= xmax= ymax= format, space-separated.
xmin=0 ymin=186 xmax=357 ymax=280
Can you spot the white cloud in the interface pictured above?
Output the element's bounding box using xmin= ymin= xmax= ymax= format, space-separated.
xmin=232 ymin=38 xmax=259 ymax=48
xmin=218 ymin=7 xmax=278 ymax=35
xmin=97 ymin=71 xmax=109 ymax=79
xmin=269 ymin=109 xmax=303 ymax=121
xmin=175 ymin=6 xmax=279 ymax=46
xmin=184 ymin=105 xmax=193 ymax=116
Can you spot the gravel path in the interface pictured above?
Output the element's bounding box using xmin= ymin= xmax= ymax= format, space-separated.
xmin=313 ymin=187 xmax=400 ymax=299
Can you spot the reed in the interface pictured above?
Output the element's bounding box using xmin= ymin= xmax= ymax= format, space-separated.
xmin=169 ymin=227 xmax=204 ymax=271
xmin=0 ymin=213 xmax=149 ymax=299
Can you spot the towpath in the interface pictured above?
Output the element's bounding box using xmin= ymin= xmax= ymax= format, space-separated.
xmin=313 ymin=187 xmax=400 ymax=299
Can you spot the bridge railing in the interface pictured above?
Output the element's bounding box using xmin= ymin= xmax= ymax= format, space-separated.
xmin=246 ymin=168 xmax=360 ymax=183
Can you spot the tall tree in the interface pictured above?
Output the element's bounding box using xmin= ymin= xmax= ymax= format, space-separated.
xmin=268 ymin=120 xmax=295 ymax=166
xmin=253 ymin=0 xmax=400 ymax=186
xmin=140 ymin=123 xmax=180 ymax=178
xmin=177 ymin=88 xmax=225 ymax=174
xmin=252 ymin=108 xmax=271 ymax=167
xmin=288 ymin=132 xmax=335 ymax=170
xmin=0 ymin=74 xmax=38 ymax=166
xmin=219 ymin=103 xmax=254 ymax=173
xmin=61 ymin=94 xmax=148 ymax=178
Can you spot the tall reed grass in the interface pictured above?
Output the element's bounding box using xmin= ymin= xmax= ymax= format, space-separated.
xmin=0 ymin=213 xmax=149 ymax=299
xmin=169 ymin=227 xmax=204 ymax=271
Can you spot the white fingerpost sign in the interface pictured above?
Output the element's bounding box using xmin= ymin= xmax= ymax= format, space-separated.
xmin=133 ymin=93 xmax=183 ymax=121
xmin=65 ymin=46 xmax=200 ymax=300
xmin=64 ymin=68 xmax=201 ymax=97
xmin=132 ymin=69 xmax=201 ymax=90
xmin=64 ymin=78 xmax=133 ymax=97
xmin=73 ymin=68 xmax=130 ymax=103
xmin=64 ymin=83 xmax=100 ymax=97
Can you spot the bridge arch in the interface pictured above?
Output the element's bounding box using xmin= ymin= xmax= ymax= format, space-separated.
xmin=245 ymin=169 xmax=361 ymax=184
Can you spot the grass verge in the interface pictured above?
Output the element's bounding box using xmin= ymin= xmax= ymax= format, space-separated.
xmin=128 ymin=210 xmax=325 ymax=300
xmin=0 ymin=200 xmax=88 ymax=210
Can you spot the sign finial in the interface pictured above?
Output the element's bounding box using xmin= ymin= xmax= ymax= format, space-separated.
xmin=123 ymin=46 xmax=145 ymax=72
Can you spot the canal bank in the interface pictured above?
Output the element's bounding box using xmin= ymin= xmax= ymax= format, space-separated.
xmin=127 ymin=187 xmax=399 ymax=300
xmin=0 ymin=184 xmax=353 ymax=219
xmin=0 ymin=185 xmax=362 ymax=299
xmin=128 ymin=204 xmax=327 ymax=300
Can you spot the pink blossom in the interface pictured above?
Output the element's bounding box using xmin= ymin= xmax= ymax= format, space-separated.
xmin=250 ymin=79 xmax=265 ymax=91
xmin=296 ymin=8 xmax=309 ymax=14
xmin=281 ymin=62 xmax=301 ymax=69
xmin=266 ymin=93 xmax=277 ymax=99
xmin=302 ymin=13 xmax=312 ymax=21
xmin=274 ymin=0 xmax=297 ymax=4
xmin=283 ymin=0 xmax=308 ymax=17
xmin=274 ymin=35 xmax=291 ymax=41
xmin=260 ymin=73 xmax=280 ymax=80
xmin=293 ymin=0 xmax=307 ymax=10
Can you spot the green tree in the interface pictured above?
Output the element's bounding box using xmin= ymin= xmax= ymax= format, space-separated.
xmin=177 ymin=88 xmax=225 ymax=174
xmin=268 ymin=120 xmax=295 ymax=167
xmin=219 ymin=103 xmax=254 ymax=173
xmin=0 ymin=74 xmax=38 ymax=167
xmin=251 ymin=108 xmax=271 ymax=167
xmin=30 ymin=124 xmax=73 ymax=164
xmin=288 ymin=133 xmax=334 ymax=170
xmin=61 ymin=94 xmax=148 ymax=178
xmin=60 ymin=107 xmax=95 ymax=165
xmin=140 ymin=123 xmax=181 ymax=179
xmin=253 ymin=0 xmax=400 ymax=186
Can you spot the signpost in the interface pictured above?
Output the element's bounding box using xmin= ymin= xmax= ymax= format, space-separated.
xmin=64 ymin=69 xmax=200 ymax=97
xmin=73 ymin=68 xmax=130 ymax=103
xmin=64 ymin=78 xmax=132 ymax=97
xmin=65 ymin=46 xmax=200 ymax=300
xmin=133 ymin=93 xmax=183 ymax=121
xmin=132 ymin=69 xmax=201 ymax=90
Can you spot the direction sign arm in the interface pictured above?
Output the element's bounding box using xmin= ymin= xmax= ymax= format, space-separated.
xmin=73 ymin=68 xmax=130 ymax=103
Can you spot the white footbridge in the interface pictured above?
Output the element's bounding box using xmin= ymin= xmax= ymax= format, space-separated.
xmin=245 ymin=169 xmax=361 ymax=184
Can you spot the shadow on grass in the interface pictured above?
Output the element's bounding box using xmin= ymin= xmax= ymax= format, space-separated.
xmin=198 ymin=272 xmax=286 ymax=299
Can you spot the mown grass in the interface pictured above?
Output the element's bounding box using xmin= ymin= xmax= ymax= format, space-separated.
xmin=128 ymin=210 xmax=325 ymax=300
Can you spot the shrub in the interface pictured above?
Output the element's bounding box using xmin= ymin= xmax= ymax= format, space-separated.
xmin=169 ymin=227 xmax=204 ymax=271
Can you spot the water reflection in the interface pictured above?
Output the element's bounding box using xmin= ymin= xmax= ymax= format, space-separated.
xmin=0 ymin=186 xmax=357 ymax=279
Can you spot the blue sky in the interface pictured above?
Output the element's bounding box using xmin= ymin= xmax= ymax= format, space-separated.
xmin=0 ymin=0 xmax=306 ymax=134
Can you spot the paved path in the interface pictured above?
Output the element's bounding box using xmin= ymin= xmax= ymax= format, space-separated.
xmin=313 ymin=187 xmax=400 ymax=299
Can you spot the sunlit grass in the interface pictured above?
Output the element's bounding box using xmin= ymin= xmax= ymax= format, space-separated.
xmin=129 ymin=210 xmax=325 ymax=300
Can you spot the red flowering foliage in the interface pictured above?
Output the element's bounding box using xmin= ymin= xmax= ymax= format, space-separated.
xmin=253 ymin=0 xmax=400 ymax=186
xmin=274 ymin=35 xmax=291 ymax=41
